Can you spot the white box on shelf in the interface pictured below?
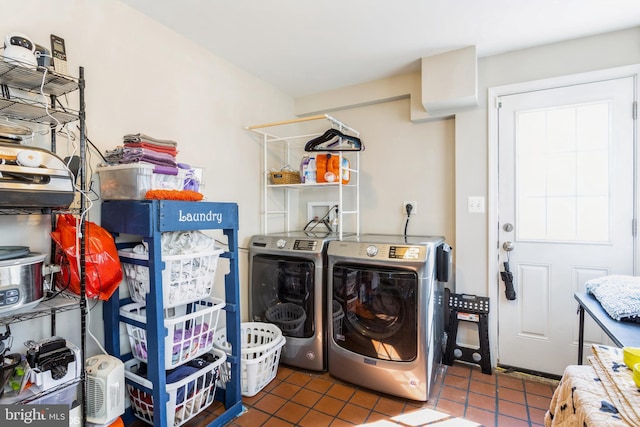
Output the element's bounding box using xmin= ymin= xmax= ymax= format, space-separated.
xmin=96 ymin=163 xmax=187 ymax=200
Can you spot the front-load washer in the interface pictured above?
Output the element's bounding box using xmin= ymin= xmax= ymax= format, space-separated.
xmin=327 ymin=234 xmax=451 ymax=401
xmin=249 ymin=230 xmax=350 ymax=371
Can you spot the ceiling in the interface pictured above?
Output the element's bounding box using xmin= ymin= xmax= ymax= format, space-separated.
xmin=122 ymin=0 xmax=640 ymax=98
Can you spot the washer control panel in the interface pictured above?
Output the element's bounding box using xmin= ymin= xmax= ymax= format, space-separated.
xmin=389 ymin=246 xmax=421 ymax=260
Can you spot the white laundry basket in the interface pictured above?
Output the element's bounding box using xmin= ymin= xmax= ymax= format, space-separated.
xmin=125 ymin=348 xmax=226 ymax=426
xmin=119 ymin=247 xmax=224 ymax=308
xmin=265 ymin=303 xmax=306 ymax=337
xmin=214 ymin=322 xmax=285 ymax=397
xmin=121 ymin=298 xmax=225 ymax=369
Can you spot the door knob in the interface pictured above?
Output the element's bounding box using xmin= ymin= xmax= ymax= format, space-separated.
xmin=502 ymin=241 xmax=515 ymax=252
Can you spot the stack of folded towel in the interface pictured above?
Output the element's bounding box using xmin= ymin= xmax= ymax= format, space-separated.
xmin=120 ymin=133 xmax=179 ymax=175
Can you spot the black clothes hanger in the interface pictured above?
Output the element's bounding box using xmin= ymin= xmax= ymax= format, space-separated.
xmin=304 ymin=128 xmax=364 ymax=152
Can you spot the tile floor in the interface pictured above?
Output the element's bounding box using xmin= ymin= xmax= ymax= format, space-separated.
xmin=173 ymin=361 xmax=559 ymax=427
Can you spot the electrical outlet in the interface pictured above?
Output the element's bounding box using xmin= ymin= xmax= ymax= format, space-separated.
xmin=308 ymin=202 xmax=338 ymax=222
xmin=403 ymin=201 xmax=417 ymax=215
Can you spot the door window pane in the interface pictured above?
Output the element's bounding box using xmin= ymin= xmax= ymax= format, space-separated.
xmin=516 ymin=102 xmax=611 ymax=242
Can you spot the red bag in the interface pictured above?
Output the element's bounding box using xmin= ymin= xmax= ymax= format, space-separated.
xmin=50 ymin=214 xmax=122 ymax=300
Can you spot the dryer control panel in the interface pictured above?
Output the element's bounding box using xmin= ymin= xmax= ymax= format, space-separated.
xmin=294 ymin=240 xmax=318 ymax=251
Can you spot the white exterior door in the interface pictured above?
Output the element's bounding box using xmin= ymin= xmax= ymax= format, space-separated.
xmin=497 ymin=76 xmax=636 ymax=376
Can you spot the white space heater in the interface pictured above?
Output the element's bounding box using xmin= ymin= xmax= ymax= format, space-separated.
xmin=85 ymin=354 xmax=125 ymax=425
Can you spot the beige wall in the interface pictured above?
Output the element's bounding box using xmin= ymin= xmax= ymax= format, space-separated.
xmin=0 ymin=0 xmax=294 ymax=355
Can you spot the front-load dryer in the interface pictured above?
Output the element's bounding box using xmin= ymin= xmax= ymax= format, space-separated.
xmin=327 ymin=234 xmax=450 ymax=401
xmin=249 ymin=230 xmax=350 ymax=371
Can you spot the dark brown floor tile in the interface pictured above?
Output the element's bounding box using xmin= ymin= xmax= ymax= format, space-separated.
xmin=242 ymin=392 xmax=264 ymax=406
xmin=271 ymin=381 xmax=301 ymax=400
xmin=276 ymin=366 xmax=295 ymax=380
xmin=337 ymin=402 xmax=370 ymax=425
xmin=496 ymin=374 xmax=524 ymax=391
xmin=498 ymin=399 xmax=528 ymax=421
xmin=327 ymin=382 xmax=356 ymax=401
xmin=263 ymin=378 xmax=282 ymax=393
xmin=440 ymin=384 xmax=469 ymax=403
xmin=470 ymin=380 xmax=497 ymax=397
xmin=466 ymin=391 xmax=495 ymax=411
xmin=373 ymin=396 xmax=406 ymax=416
xmin=497 ymin=414 xmax=530 ymax=426
xmin=233 ymin=407 xmax=270 ymax=426
xmin=315 ymin=395 xmax=346 ymax=416
xmin=444 ymin=372 xmax=470 ymax=389
xmin=349 ymin=389 xmax=379 ymax=409
xmin=286 ymin=371 xmax=314 ymax=387
xmin=471 ymin=368 xmax=496 ymax=384
xmin=275 ymin=401 xmax=309 ymax=424
xmin=465 ymin=406 xmax=496 ymax=427
xmin=254 ymin=393 xmax=287 ymax=414
xmin=497 ymin=387 xmax=525 ymax=404
xmin=435 ymin=398 xmax=466 ymax=418
xmin=529 ymin=406 xmax=548 ymax=424
xmin=263 ymin=416 xmax=295 ymax=427
xmin=306 ymin=376 xmax=333 ymax=394
xmin=329 ymin=418 xmax=356 ymax=426
xmin=526 ymin=393 xmax=552 ymax=410
xmin=365 ymin=411 xmax=390 ymax=423
xmin=446 ymin=362 xmax=473 ymax=378
xmin=298 ymin=409 xmax=335 ymax=427
xmin=524 ymin=380 xmax=555 ymax=397
xmin=292 ymin=388 xmax=323 ymax=408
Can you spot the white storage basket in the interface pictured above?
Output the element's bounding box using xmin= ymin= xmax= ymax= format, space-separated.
xmin=119 ymin=247 xmax=224 ymax=308
xmin=213 ymin=322 xmax=285 ymax=397
xmin=121 ymin=298 xmax=225 ymax=369
xmin=265 ymin=303 xmax=306 ymax=337
xmin=125 ymin=348 xmax=226 ymax=426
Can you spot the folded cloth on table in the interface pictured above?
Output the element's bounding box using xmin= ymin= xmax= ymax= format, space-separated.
xmin=123 ymin=133 xmax=178 ymax=147
xmin=589 ymin=344 xmax=640 ymax=426
xmin=585 ymin=275 xmax=640 ymax=322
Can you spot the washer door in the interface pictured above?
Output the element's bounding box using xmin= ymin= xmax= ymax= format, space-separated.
xmin=250 ymin=254 xmax=315 ymax=338
xmin=331 ymin=264 xmax=418 ymax=361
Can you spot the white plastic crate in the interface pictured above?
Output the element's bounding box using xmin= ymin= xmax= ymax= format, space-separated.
xmin=118 ymin=247 xmax=224 ymax=308
xmin=97 ymin=163 xmax=188 ymax=200
xmin=213 ymin=322 xmax=285 ymax=397
xmin=125 ymin=348 xmax=226 ymax=427
xmin=121 ymin=298 xmax=225 ymax=369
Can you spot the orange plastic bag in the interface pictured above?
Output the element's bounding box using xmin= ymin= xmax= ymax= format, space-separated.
xmin=50 ymin=214 xmax=123 ymax=300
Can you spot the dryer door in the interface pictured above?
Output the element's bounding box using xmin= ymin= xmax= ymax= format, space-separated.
xmin=331 ymin=264 xmax=418 ymax=361
xmin=250 ymin=254 xmax=315 ymax=338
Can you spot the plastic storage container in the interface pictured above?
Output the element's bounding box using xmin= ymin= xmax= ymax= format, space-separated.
xmin=118 ymin=247 xmax=224 ymax=308
xmin=214 ymin=322 xmax=285 ymax=397
xmin=97 ymin=164 xmax=187 ymax=200
xmin=121 ymin=299 xmax=225 ymax=369
xmin=125 ymin=348 xmax=226 ymax=427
